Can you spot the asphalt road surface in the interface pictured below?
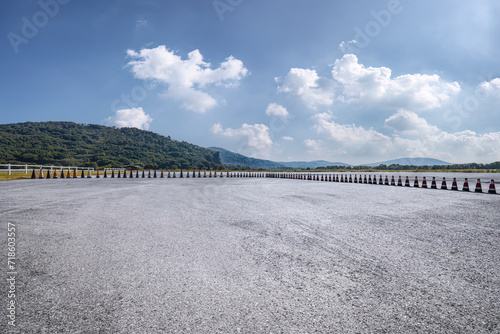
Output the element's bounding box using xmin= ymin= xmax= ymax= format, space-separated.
xmin=1 ymin=177 xmax=499 ymax=333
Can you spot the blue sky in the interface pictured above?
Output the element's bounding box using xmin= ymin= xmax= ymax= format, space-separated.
xmin=1 ymin=0 xmax=500 ymax=164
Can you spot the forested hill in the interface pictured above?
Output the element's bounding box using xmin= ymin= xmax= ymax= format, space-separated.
xmin=0 ymin=122 xmax=223 ymax=169
xmin=208 ymin=147 xmax=286 ymax=169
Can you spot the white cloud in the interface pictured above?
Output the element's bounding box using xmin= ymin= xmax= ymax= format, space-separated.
xmin=339 ymin=40 xmax=357 ymax=54
xmin=312 ymin=112 xmax=391 ymax=156
xmin=478 ymin=78 xmax=500 ymax=96
xmin=282 ymin=136 xmax=294 ymax=141
xmin=107 ymin=107 xmax=153 ymax=130
xmin=135 ymin=20 xmax=147 ymax=29
xmin=332 ymin=54 xmax=461 ymax=111
xmin=303 ymin=139 xmax=322 ymax=152
xmin=309 ymin=111 xmax=500 ymax=163
xmin=127 ymin=46 xmax=248 ymax=113
xmin=265 ymin=103 xmax=289 ymax=117
xmin=211 ymin=123 xmax=273 ymax=157
xmin=384 ymin=109 xmax=439 ymax=136
xmin=276 ymin=68 xmax=336 ymax=110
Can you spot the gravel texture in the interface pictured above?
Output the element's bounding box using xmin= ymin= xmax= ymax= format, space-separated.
xmin=1 ymin=176 xmax=499 ymax=333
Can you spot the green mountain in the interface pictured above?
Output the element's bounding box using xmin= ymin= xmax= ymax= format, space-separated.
xmin=0 ymin=121 xmax=223 ymax=169
xmin=208 ymin=147 xmax=285 ymax=169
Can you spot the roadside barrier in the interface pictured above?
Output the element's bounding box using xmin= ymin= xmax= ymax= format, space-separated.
xmin=489 ymin=180 xmax=497 ymax=194
xmin=26 ymin=168 xmax=497 ymax=195
xmin=441 ymin=177 xmax=447 ymax=189
xmin=463 ymin=178 xmax=470 ymax=192
xmin=475 ymin=179 xmax=482 ymax=193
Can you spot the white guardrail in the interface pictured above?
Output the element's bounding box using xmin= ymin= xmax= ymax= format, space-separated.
xmin=0 ymin=164 xmax=94 ymax=175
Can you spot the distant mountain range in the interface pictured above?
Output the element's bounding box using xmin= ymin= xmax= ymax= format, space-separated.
xmin=209 ymin=147 xmax=350 ymax=169
xmin=277 ymin=160 xmax=351 ymax=168
xmin=208 ymin=147 xmax=284 ymax=169
xmin=210 ymin=147 xmax=452 ymax=169
xmin=362 ymin=157 xmax=451 ymax=167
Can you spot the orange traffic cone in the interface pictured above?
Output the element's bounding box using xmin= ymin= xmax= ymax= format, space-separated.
xmin=96 ymin=170 xmax=100 ymax=178
xmin=180 ymin=170 xmax=184 ymax=178
xmin=431 ymin=177 xmax=437 ymax=189
xmin=117 ymin=170 xmax=121 ymax=178
xmin=384 ymin=176 xmax=389 ymax=185
xmin=46 ymin=170 xmax=51 ymax=179
xmin=475 ymin=179 xmax=482 ymax=193
xmin=60 ymin=169 xmax=65 ymax=179
xmin=142 ymin=170 xmax=145 ymax=178
xmin=363 ymin=175 xmax=367 ymax=184
xmin=148 ymin=170 xmax=152 ymax=178
xmin=391 ymin=176 xmax=395 ymax=186
xmin=368 ymin=175 xmax=372 ymax=184
xmin=349 ymin=175 xmax=352 ymax=183
xmin=488 ymin=179 xmax=497 ymax=194
xmin=136 ymin=170 xmax=139 ymax=178
xmin=167 ymin=171 xmax=171 ymax=178
xmin=405 ymin=176 xmax=410 ymax=187
xmin=462 ymin=178 xmax=469 ymax=192
xmin=397 ymin=176 xmax=402 ymax=186
xmin=414 ymin=176 xmax=419 ymax=187
xmin=186 ymin=170 xmax=190 ymax=178
xmin=161 ymin=170 xmax=164 ymax=178
xmin=53 ymin=170 xmax=58 ymax=179
xmin=441 ymin=177 xmax=447 ymax=190
xmin=73 ymin=169 xmax=78 ymax=178
xmin=154 ymin=170 xmax=157 ymax=178
xmin=30 ymin=169 xmax=36 ymax=179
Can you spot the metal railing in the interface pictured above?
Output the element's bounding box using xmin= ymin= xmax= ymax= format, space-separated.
xmin=0 ymin=164 xmax=94 ymax=175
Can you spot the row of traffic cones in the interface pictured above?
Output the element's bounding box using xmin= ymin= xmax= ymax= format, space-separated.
xmin=31 ymin=169 xmax=267 ymax=179
xmin=30 ymin=169 xmax=92 ymax=179
xmin=265 ymin=173 xmax=497 ymax=194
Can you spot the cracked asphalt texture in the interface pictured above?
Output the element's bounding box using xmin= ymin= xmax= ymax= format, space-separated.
xmin=1 ymin=176 xmax=499 ymax=333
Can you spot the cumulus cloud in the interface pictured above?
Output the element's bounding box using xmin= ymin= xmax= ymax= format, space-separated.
xmin=309 ymin=111 xmax=500 ymax=163
xmin=312 ymin=112 xmax=391 ymax=156
xmin=384 ymin=109 xmax=439 ymax=136
xmin=478 ymin=78 xmax=500 ymax=96
xmin=127 ymin=46 xmax=248 ymax=113
xmin=265 ymin=103 xmax=289 ymax=117
xmin=303 ymin=139 xmax=323 ymax=152
xmin=282 ymin=136 xmax=294 ymax=141
xmin=107 ymin=107 xmax=153 ymax=130
xmin=210 ymin=123 xmax=273 ymax=157
xmin=276 ymin=68 xmax=336 ymax=110
xmin=332 ymin=54 xmax=461 ymax=111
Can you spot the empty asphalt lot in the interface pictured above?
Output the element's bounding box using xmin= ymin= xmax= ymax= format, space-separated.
xmin=1 ymin=177 xmax=499 ymax=333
